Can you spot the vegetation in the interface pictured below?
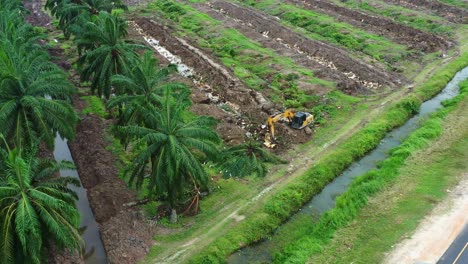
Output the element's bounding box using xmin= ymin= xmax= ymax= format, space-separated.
xmin=274 ymin=78 xmax=468 ymax=263
xmin=145 ymin=0 xmax=334 ymax=109
xmin=0 ymin=143 xmax=82 ymax=264
xmin=188 ymin=53 xmax=468 ymax=263
xmin=239 ymin=0 xmax=410 ymax=64
xmin=337 ymin=0 xmax=454 ymax=35
xmin=220 ymin=140 xmax=286 ymax=178
xmin=73 ymin=11 xmax=145 ymax=98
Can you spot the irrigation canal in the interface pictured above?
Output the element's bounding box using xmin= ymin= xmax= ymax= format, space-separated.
xmin=228 ymin=66 xmax=468 ymax=263
xmin=53 ymin=136 xmax=108 ymax=263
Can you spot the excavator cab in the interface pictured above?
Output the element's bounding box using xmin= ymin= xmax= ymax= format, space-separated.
xmin=291 ymin=112 xmax=307 ymax=129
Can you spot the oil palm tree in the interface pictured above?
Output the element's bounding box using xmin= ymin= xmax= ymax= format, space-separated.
xmin=108 ymin=51 xmax=187 ymax=127
xmin=0 ymin=42 xmax=77 ymax=149
xmin=74 ymin=11 xmax=144 ymax=98
xmin=45 ymin=0 xmax=127 ymax=38
xmin=119 ymin=92 xmax=220 ymax=222
xmin=219 ymin=140 xmax=286 ymax=178
xmin=0 ymin=140 xmax=82 ymax=264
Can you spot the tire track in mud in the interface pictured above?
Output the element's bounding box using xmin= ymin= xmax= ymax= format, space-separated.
xmin=286 ymin=0 xmax=450 ymax=52
xmin=208 ymin=1 xmax=403 ymax=90
xmin=191 ymin=1 xmax=368 ymax=95
xmin=382 ymin=0 xmax=468 ymax=24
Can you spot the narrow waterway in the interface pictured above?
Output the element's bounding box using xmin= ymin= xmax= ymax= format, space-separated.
xmin=53 ymin=136 xmax=108 ymax=264
xmin=228 ymin=66 xmax=468 ymax=263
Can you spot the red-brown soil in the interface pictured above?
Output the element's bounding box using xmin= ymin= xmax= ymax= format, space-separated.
xmin=286 ymin=0 xmax=451 ymax=52
xmin=191 ymin=1 xmax=368 ymax=95
xmin=208 ymin=1 xmax=403 ymax=88
xmin=382 ymin=0 xmax=468 ymax=23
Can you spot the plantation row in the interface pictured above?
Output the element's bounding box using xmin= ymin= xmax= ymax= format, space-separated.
xmin=0 ymin=0 xmax=288 ymax=262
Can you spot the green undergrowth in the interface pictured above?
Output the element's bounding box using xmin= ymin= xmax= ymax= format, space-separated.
xmin=239 ymin=0 xmax=411 ymax=65
xmin=186 ymin=54 xmax=468 ymax=263
xmin=334 ymin=0 xmax=454 ymax=35
xmin=438 ymin=0 xmax=468 ymax=9
xmin=142 ymin=0 xmax=334 ymax=109
xmin=274 ymin=78 xmax=468 ymax=263
xmin=81 ymin=95 xmax=108 ymax=118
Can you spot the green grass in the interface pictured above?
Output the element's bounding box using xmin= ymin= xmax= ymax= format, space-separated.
xmin=143 ymin=0 xmax=334 ymax=109
xmin=334 ymin=0 xmax=454 ymax=35
xmin=81 ymin=95 xmax=108 ymax=118
xmin=273 ymin=79 xmax=468 ymax=263
xmin=239 ymin=0 xmax=412 ymax=65
xmin=437 ymin=0 xmax=468 ymax=9
xmin=185 ymin=53 xmax=468 ymax=263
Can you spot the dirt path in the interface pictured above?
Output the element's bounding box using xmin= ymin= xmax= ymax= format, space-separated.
xmin=286 ymin=0 xmax=450 ymax=52
xmin=384 ymin=174 xmax=468 ymax=264
xmin=381 ymin=0 xmax=468 ymax=24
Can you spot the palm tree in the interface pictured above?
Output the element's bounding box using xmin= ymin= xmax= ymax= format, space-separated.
xmin=119 ymin=92 xmax=220 ymax=222
xmin=74 ymin=11 xmax=144 ymax=98
xmin=108 ymin=51 xmax=187 ymax=127
xmin=0 ymin=41 xmax=78 ymax=149
xmin=45 ymin=0 xmax=127 ymax=38
xmin=0 ymin=140 xmax=82 ymax=264
xmin=219 ymin=140 xmax=286 ymax=178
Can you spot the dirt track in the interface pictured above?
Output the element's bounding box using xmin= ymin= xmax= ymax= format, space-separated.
xmin=286 ymin=0 xmax=450 ymax=52
xmin=382 ymin=0 xmax=468 ymax=23
xmin=208 ymin=1 xmax=402 ymax=88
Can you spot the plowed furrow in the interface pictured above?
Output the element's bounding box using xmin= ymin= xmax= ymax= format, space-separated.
xmin=210 ymin=0 xmax=402 ymax=88
xmin=133 ymin=17 xmax=273 ymax=118
xmin=287 ymin=0 xmax=450 ymax=52
xmin=382 ymin=0 xmax=468 ymax=23
xmin=192 ymin=2 xmax=368 ymax=94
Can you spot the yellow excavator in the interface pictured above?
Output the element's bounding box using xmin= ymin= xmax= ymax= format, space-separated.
xmin=264 ymin=110 xmax=314 ymax=148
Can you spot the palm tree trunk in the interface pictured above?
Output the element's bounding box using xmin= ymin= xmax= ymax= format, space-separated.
xmin=170 ymin=209 xmax=177 ymax=223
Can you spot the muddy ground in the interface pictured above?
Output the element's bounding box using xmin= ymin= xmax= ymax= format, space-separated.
xmin=207 ymin=1 xmax=402 ymax=88
xmin=286 ymin=0 xmax=450 ymax=52
xmin=25 ymin=1 xmax=156 ymax=263
xmin=382 ymin=0 xmax=468 ymax=23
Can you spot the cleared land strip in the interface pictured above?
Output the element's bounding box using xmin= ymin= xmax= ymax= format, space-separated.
xmin=382 ymin=0 xmax=468 ymax=24
xmin=133 ymin=17 xmax=273 ymax=118
xmin=287 ymin=0 xmax=450 ymax=52
xmin=191 ymin=2 xmax=366 ymax=94
xmin=209 ymin=0 xmax=402 ymax=89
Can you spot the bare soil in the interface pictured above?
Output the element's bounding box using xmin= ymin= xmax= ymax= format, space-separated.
xmin=382 ymin=0 xmax=468 ymax=23
xmin=286 ymin=0 xmax=451 ymax=52
xmin=208 ymin=1 xmax=403 ymax=88
xmin=192 ymin=1 xmax=368 ymax=95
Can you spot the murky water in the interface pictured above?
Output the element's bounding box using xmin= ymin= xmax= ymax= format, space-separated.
xmin=228 ymin=66 xmax=468 ymax=263
xmin=53 ymin=137 xmax=108 ymax=264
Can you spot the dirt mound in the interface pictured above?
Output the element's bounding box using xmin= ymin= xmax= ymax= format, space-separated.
xmin=194 ymin=2 xmax=367 ymax=95
xmin=383 ymin=0 xmax=468 ymax=24
xmin=287 ymin=0 xmax=450 ymax=52
xmin=133 ymin=17 xmax=270 ymax=115
xmin=210 ymin=1 xmax=402 ymax=88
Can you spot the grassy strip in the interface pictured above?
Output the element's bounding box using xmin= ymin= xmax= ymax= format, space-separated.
xmin=238 ymin=0 xmax=411 ymax=65
xmin=438 ymin=0 xmax=468 ymax=9
xmin=186 ymin=54 xmax=468 ymax=263
xmin=273 ymin=79 xmax=468 ymax=263
xmin=143 ymin=0 xmax=333 ymax=109
xmin=333 ymin=0 xmax=454 ymax=35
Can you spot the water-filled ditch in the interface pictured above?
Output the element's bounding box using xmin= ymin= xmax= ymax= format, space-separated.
xmin=53 ymin=136 xmax=107 ymax=263
xmin=228 ymin=66 xmax=468 ymax=263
